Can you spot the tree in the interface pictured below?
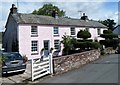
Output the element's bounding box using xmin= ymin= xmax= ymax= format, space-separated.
xmin=100 ymin=30 xmax=119 ymax=49
xmin=32 ymin=3 xmax=65 ymax=17
xmin=77 ymin=30 xmax=91 ymax=40
xmin=99 ymin=19 xmax=116 ymax=31
xmin=61 ymin=35 xmax=77 ymax=55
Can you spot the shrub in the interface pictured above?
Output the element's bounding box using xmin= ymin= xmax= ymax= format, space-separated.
xmin=90 ymin=42 xmax=101 ymax=49
xmin=77 ymin=30 xmax=91 ymax=40
xmin=100 ymin=39 xmax=119 ymax=49
xmin=62 ymin=35 xmax=77 ymax=55
xmin=0 ymin=55 xmax=7 ymax=64
xmin=74 ymin=41 xmax=100 ymax=50
xmin=77 ymin=39 xmax=93 ymax=42
xmin=103 ymin=30 xmax=112 ymax=34
xmin=100 ymin=34 xmax=118 ymax=39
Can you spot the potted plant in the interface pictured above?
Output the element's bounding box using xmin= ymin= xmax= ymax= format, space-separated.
xmin=40 ymin=48 xmax=45 ymax=56
xmin=23 ymin=55 xmax=28 ymax=63
xmin=50 ymin=48 xmax=54 ymax=53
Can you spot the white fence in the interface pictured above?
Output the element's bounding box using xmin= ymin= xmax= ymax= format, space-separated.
xmin=31 ymin=54 xmax=53 ymax=81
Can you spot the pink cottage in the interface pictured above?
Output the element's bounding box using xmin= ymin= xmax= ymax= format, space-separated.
xmin=3 ymin=4 xmax=107 ymax=60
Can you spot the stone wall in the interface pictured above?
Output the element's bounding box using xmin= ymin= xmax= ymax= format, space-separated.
xmin=53 ymin=50 xmax=100 ymax=75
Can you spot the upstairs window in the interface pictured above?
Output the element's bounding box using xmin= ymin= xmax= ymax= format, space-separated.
xmin=54 ymin=40 xmax=60 ymax=50
xmin=70 ymin=27 xmax=75 ymax=35
xmin=53 ymin=27 xmax=59 ymax=36
xmin=31 ymin=26 xmax=38 ymax=36
xmin=97 ymin=28 xmax=101 ymax=35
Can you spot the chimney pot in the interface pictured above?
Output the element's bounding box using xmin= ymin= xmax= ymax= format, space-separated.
xmin=10 ymin=4 xmax=17 ymax=14
xmin=81 ymin=13 xmax=88 ymax=21
xmin=52 ymin=9 xmax=58 ymax=19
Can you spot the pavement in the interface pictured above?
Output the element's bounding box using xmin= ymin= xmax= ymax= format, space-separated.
xmin=1 ymin=54 xmax=119 ymax=84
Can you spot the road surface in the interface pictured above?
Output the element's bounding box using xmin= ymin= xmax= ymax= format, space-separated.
xmin=40 ymin=54 xmax=119 ymax=83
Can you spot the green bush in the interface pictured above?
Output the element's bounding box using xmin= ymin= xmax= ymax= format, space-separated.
xmin=100 ymin=34 xmax=118 ymax=39
xmin=62 ymin=35 xmax=77 ymax=55
xmin=74 ymin=41 xmax=100 ymax=50
xmin=77 ymin=30 xmax=91 ymax=40
xmin=103 ymin=30 xmax=112 ymax=34
xmin=90 ymin=42 xmax=101 ymax=49
xmin=77 ymin=39 xmax=93 ymax=42
xmin=0 ymin=55 xmax=7 ymax=64
xmin=100 ymin=39 xmax=119 ymax=49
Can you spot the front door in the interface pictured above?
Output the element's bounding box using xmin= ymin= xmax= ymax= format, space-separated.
xmin=43 ymin=40 xmax=50 ymax=57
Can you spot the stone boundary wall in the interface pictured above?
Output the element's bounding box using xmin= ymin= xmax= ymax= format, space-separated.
xmin=53 ymin=50 xmax=100 ymax=75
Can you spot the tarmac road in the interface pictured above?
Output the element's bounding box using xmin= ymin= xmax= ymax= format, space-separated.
xmin=40 ymin=54 xmax=119 ymax=83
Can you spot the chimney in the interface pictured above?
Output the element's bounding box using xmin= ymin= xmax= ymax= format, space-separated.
xmin=10 ymin=4 xmax=17 ymax=14
xmin=52 ymin=9 xmax=58 ymax=19
xmin=81 ymin=13 xmax=88 ymax=21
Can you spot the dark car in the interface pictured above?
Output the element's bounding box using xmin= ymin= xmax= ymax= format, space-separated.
xmin=1 ymin=52 xmax=27 ymax=74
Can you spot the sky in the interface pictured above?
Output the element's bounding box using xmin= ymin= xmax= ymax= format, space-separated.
xmin=0 ymin=0 xmax=119 ymax=32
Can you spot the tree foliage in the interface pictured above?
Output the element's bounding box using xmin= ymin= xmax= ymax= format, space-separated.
xmin=61 ymin=35 xmax=77 ymax=55
xmin=100 ymin=30 xmax=119 ymax=49
xmin=99 ymin=19 xmax=116 ymax=31
xmin=100 ymin=30 xmax=118 ymax=39
xmin=32 ymin=3 xmax=65 ymax=17
xmin=77 ymin=30 xmax=91 ymax=40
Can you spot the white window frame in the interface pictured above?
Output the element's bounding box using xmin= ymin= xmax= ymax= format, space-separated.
xmin=54 ymin=40 xmax=60 ymax=50
xmin=31 ymin=26 xmax=38 ymax=36
xmin=31 ymin=41 xmax=38 ymax=53
xmin=70 ymin=27 xmax=76 ymax=35
xmin=53 ymin=27 xmax=59 ymax=36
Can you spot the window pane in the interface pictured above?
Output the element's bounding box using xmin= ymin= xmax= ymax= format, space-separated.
xmin=97 ymin=29 xmax=101 ymax=35
xmin=31 ymin=26 xmax=38 ymax=35
xmin=71 ymin=27 xmax=75 ymax=35
xmin=54 ymin=40 xmax=59 ymax=49
xmin=54 ymin=27 xmax=59 ymax=34
xmin=31 ymin=41 xmax=38 ymax=52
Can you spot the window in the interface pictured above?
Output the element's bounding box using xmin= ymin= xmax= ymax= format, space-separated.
xmin=31 ymin=41 xmax=38 ymax=53
xmin=71 ymin=27 xmax=75 ymax=35
xmin=54 ymin=40 xmax=60 ymax=49
xmin=86 ymin=28 xmax=89 ymax=32
xmin=31 ymin=26 xmax=38 ymax=36
xmin=97 ymin=28 xmax=101 ymax=35
xmin=53 ymin=27 xmax=59 ymax=35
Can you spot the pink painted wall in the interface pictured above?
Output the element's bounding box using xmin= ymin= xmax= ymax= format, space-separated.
xmin=18 ymin=24 xmax=107 ymax=60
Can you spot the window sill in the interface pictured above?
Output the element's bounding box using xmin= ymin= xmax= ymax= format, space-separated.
xmin=31 ymin=35 xmax=38 ymax=37
xmin=70 ymin=35 xmax=76 ymax=37
xmin=31 ymin=52 xmax=39 ymax=55
xmin=54 ymin=34 xmax=59 ymax=37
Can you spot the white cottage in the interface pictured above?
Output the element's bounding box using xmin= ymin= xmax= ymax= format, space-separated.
xmin=3 ymin=4 xmax=107 ymax=60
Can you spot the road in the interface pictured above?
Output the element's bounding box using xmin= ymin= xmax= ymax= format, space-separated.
xmin=39 ymin=54 xmax=119 ymax=83
xmin=1 ymin=54 xmax=119 ymax=84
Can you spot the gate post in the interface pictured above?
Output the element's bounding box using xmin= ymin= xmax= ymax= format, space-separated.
xmin=31 ymin=59 xmax=34 ymax=81
xmin=49 ymin=53 xmax=53 ymax=74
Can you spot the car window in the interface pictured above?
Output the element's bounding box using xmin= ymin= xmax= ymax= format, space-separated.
xmin=3 ymin=53 xmax=22 ymax=61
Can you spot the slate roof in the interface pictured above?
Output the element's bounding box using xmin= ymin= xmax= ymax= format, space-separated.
xmin=113 ymin=25 xmax=120 ymax=35
xmin=12 ymin=13 xmax=107 ymax=28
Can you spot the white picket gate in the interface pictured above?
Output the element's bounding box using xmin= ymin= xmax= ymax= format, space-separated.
xmin=31 ymin=54 xmax=53 ymax=81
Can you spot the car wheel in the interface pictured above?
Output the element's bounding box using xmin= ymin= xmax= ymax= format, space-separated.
xmin=20 ymin=70 xmax=25 ymax=74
